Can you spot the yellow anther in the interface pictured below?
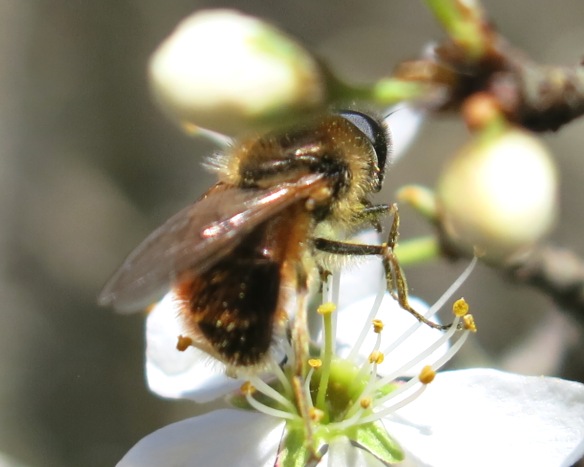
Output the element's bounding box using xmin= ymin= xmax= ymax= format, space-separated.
xmin=240 ymin=381 xmax=256 ymax=395
xmin=463 ymin=314 xmax=477 ymax=332
xmin=360 ymin=397 xmax=372 ymax=409
xmin=369 ymin=350 xmax=385 ymax=365
xmin=419 ymin=365 xmax=436 ymax=385
xmin=308 ymin=358 xmax=322 ymax=369
xmin=372 ymin=319 xmax=384 ymax=333
xmin=452 ymin=298 xmax=469 ymax=317
xmin=176 ymin=335 xmax=193 ymax=352
xmin=317 ymin=302 xmax=336 ymax=315
xmin=309 ymin=407 xmax=324 ymax=422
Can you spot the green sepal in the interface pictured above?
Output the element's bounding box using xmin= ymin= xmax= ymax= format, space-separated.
xmin=347 ymin=421 xmax=405 ymax=464
xmin=277 ymin=424 xmax=324 ymax=467
xmin=226 ymin=392 xmax=252 ymax=410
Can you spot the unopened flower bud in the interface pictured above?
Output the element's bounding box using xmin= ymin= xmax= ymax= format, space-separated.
xmin=437 ymin=127 xmax=558 ymax=263
xmin=149 ymin=9 xmax=328 ymax=136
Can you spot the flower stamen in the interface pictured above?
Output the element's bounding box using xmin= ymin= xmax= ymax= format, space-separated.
xmin=381 ymin=257 xmax=477 ymax=357
xmin=360 ymin=397 xmax=372 ymax=409
xmin=317 ymin=302 xmax=337 ymax=316
xmin=222 ymin=257 xmax=478 ymax=457
xmin=240 ymin=381 xmax=255 ymax=395
xmin=372 ymin=319 xmax=384 ymax=333
xmin=348 ymin=272 xmax=387 ymax=360
xmin=316 ymin=302 xmax=336 ymax=411
xmin=453 ymin=297 xmax=469 ymax=317
xmin=359 ymin=380 xmax=428 ymax=424
xmin=308 ymin=358 xmax=322 ymax=369
xmin=322 ymin=273 xmax=338 ymax=348
xmin=244 ymin=389 xmax=297 ymax=420
xmin=377 ymin=314 xmax=462 ymax=388
xmin=268 ymin=358 xmax=293 ymax=397
xmin=248 ymin=375 xmax=297 ymax=412
xmin=418 ymin=365 xmax=436 ymax=384
xmin=356 ymin=318 xmax=384 ymax=382
xmin=464 ymin=314 xmax=477 ymax=332
xmin=304 ymin=361 xmax=320 ymax=409
xmin=369 ymin=350 xmax=385 ymax=365
xmin=430 ymin=325 xmax=471 ymax=370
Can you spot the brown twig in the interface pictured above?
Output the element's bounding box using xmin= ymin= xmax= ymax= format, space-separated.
xmin=394 ymin=30 xmax=584 ymax=132
xmin=506 ymin=244 xmax=584 ymax=326
xmin=434 ymin=220 xmax=584 ymax=326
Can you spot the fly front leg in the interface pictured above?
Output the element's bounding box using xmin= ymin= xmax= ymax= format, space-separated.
xmin=314 ymin=203 xmax=451 ymax=331
xmin=358 ymin=202 xmax=392 ymax=232
xmin=381 ymin=245 xmax=452 ymax=331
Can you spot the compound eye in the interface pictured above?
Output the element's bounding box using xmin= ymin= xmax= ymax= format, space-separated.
xmin=339 ymin=110 xmax=391 ymax=190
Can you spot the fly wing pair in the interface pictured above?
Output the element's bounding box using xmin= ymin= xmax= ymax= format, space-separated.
xmin=98 ymin=173 xmax=326 ymax=313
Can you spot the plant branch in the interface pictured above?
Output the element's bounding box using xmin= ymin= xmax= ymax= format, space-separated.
xmin=383 ymin=1 xmax=584 ymax=132
xmin=506 ymin=244 xmax=584 ymax=326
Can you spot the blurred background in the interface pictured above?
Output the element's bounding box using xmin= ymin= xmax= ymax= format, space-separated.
xmin=1 ymin=0 xmax=583 ymax=465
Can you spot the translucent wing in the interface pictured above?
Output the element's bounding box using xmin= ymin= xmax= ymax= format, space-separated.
xmin=98 ymin=174 xmax=325 ymax=312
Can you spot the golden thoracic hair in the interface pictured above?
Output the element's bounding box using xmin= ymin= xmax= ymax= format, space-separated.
xmin=210 ymin=111 xmax=389 ymax=227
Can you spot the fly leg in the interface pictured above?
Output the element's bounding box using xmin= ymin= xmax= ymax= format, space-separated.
xmin=314 ymin=203 xmax=451 ymax=330
xmin=381 ymin=204 xmax=451 ymax=330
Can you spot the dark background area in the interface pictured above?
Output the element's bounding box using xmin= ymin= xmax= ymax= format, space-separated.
xmin=1 ymin=1 xmax=583 ymax=465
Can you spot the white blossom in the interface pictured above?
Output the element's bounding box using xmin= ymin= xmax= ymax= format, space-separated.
xmin=119 ymin=256 xmax=584 ymax=466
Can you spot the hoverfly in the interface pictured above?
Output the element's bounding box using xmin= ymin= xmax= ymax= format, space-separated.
xmin=99 ymin=110 xmax=442 ymax=369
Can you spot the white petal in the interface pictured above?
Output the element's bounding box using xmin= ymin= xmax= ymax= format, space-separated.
xmin=336 ymin=230 xmax=384 ymax=309
xmin=384 ymin=369 xmax=584 ymax=467
xmin=320 ymin=436 xmax=384 ymax=467
xmin=384 ymin=105 xmax=426 ymax=162
xmin=118 ymin=409 xmax=283 ymax=467
xmin=336 ymin=294 xmax=449 ymax=376
xmin=146 ymin=293 xmax=240 ymax=402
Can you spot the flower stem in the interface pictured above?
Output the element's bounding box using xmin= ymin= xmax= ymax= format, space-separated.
xmin=394 ymin=235 xmax=440 ymax=266
xmin=330 ymin=77 xmax=430 ymax=106
xmin=424 ymin=0 xmax=488 ymax=60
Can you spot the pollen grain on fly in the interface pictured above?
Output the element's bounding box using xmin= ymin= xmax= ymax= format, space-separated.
xmin=176 ymin=334 xmax=193 ymax=351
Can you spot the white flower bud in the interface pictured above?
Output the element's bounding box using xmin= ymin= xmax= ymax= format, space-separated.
xmin=149 ymin=9 xmax=327 ymax=136
xmin=437 ymin=128 xmax=558 ymax=263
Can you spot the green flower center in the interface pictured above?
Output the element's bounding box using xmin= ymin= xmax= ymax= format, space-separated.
xmin=310 ymin=358 xmax=368 ymax=422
